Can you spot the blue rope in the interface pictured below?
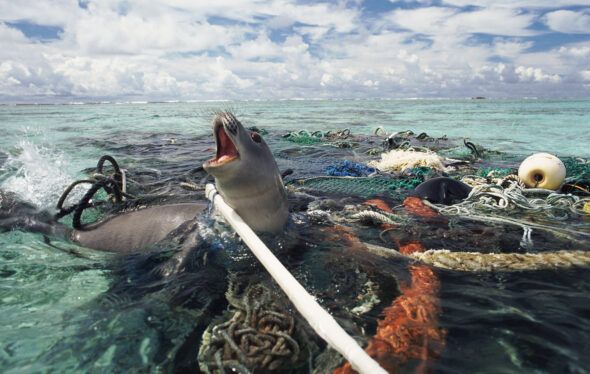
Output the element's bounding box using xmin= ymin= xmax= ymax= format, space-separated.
xmin=325 ymin=160 xmax=376 ymax=177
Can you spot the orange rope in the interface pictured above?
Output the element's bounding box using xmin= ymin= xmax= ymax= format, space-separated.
xmin=364 ymin=198 xmax=394 ymax=213
xmin=403 ymin=196 xmax=438 ymax=218
xmin=334 ymin=198 xmax=446 ymax=374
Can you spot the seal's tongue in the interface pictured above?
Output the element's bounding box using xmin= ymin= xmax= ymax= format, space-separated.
xmin=215 ymin=123 xmax=239 ymax=164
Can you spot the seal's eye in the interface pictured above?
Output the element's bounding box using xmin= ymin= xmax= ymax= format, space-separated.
xmin=251 ymin=132 xmax=262 ymax=143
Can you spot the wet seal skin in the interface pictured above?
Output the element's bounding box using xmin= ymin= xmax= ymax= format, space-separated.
xmin=203 ymin=112 xmax=289 ymax=234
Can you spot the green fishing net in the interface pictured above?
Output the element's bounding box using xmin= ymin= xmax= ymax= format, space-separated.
xmin=290 ymin=168 xmax=432 ymax=197
xmin=476 ymin=167 xmax=514 ymax=178
xmin=563 ymin=157 xmax=590 ymax=180
xmin=283 ymin=130 xmax=324 ymax=144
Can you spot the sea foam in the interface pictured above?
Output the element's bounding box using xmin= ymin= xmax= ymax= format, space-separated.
xmin=1 ymin=140 xmax=83 ymax=210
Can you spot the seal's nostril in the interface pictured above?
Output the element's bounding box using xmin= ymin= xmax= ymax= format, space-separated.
xmin=227 ymin=121 xmax=237 ymax=135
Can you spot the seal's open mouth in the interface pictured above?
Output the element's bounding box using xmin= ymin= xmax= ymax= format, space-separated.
xmin=208 ymin=120 xmax=239 ymax=166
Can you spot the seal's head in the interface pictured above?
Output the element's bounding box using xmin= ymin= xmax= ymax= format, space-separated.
xmin=203 ymin=112 xmax=288 ymax=233
xmin=204 ymin=112 xmax=272 ymax=176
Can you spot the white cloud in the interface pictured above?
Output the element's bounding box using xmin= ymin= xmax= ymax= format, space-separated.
xmin=0 ymin=23 xmax=29 ymax=43
xmin=0 ymin=0 xmax=589 ymax=101
xmin=440 ymin=0 xmax=590 ymax=9
xmin=493 ymin=39 xmax=534 ymax=58
xmin=544 ymin=10 xmax=590 ymax=34
xmin=387 ymin=7 xmax=538 ymax=37
xmin=515 ymin=66 xmax=561 ymax=82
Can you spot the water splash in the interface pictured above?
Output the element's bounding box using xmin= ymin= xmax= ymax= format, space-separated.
xmin=1 ymin=140 xmax=82 ymax=210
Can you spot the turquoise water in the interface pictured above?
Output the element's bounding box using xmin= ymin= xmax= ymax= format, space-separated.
xmin=1 ymin=99 xmax=589 ymax=372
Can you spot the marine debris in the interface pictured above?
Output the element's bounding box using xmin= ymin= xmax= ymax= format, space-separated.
xmin=198 ymin=280 xmax=302 ymax=373
xmin=334 ymin=200 xmax=446 ymax=374
xmin=411 ymin=249 xmax=590 ymax=272
xmin=368 ymin=149 xmax=447 ymax=173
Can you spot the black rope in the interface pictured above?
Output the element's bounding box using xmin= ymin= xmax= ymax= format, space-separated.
xmin=463 ymin=139 xmax=481 ymax=158
xmin=55 ymin=155 xmax=126 ymax=229
xmin=72 ymin=180 xmax=112 ymax=229
xmin=416 ymin=132 xmax=429 ymax=140
xmin=55 ymin=179 xmax=96 ymax=220
xmin=96 ymin=155 xmax=122 ymax=178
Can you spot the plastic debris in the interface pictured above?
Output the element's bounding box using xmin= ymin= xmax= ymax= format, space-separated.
xmin=368 ymin=149 xmax=447 ymax=173
xmin=325 ymin=160 xmax=375 ymax=177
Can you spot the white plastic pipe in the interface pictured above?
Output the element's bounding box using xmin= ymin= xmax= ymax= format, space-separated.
xmin=206 ymin=184 xmax=386 ymax=374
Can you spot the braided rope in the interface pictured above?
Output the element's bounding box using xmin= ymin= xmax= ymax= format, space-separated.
xmin=411 ymin=249 xmax=590 ymax=272
xmin=362 ymin=242 xmax=590 ymax=272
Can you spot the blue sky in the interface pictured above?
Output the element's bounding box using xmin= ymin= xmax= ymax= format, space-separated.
xmin=0 ymin=0 xmax=589 ymax=102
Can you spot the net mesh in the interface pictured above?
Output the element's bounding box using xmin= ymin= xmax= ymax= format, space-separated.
xmin=290 ymin=168 xmax=432 ymax=197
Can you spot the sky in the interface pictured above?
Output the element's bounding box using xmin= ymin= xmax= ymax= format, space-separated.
xmin=0 ymin=0 xmax=589 ymax=103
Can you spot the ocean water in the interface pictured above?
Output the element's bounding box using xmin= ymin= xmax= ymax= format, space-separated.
xmin=0 ymin=99 xmax=589 ymax=373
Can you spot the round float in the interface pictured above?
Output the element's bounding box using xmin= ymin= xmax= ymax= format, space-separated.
xmin=518 ymin=153 xmax=566 ymax=190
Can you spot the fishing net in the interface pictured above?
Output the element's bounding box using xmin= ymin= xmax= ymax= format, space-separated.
xmin=564 ymin=157 xmax=590 ymax=180
xmin=283 ymin=130 xmax=325 ymax=145
xmin=290 ymin=168 xmax=432 ymax=198
xmin=283 ymin=129 xmax=354 ymax=146
xmin=324 ymin=160 xmax=375 ymax=177
xmin=475 ymin=167 xmax=514 ymax=179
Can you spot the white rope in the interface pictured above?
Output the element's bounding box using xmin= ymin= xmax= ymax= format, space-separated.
xmin=205 ymin=184 xmax=386 ymax=374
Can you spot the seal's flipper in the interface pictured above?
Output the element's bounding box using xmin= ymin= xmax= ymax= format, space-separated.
xmin=0 ymin=215 xmax=71 ymax=239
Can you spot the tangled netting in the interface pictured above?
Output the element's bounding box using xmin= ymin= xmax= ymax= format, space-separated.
xmin=198 ymin=281 xmax=301 ymax=373
xmin=368 ymin=148 xmax=446 ymax=173
xmin=283 ymin=129 xmax=352 ymax=145
xmin=564 ymin=157 xmax=590 ymax=180
xmin=292 ymin=168 xmax=432 ymax=198
xmin=475 ymin=167 xmax=514 ymax=179
xmin=325 ymin=160 xmax=375 ymax=177
xmin=440 ymin=180 xmax=590 ymax=220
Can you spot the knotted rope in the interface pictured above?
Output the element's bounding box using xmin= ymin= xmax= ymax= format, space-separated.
xmin=198 ymin=281 xmax=300 ymax=373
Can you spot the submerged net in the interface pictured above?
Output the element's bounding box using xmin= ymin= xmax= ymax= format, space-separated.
xmin=291 ymin=169 xmax=432 ymax=198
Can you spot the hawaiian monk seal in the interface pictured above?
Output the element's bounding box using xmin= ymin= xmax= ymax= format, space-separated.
xmin=203 ymin=112 xmax=289 ymax=234
xmin=1 ymin=112 xmax=288 ymax=252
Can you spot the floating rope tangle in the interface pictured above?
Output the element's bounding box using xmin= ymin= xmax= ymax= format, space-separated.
xmin=447 ymin=181 xmax=590 ymax=219
xmin=368 ymin=148 xmax=447 ymax=173
xmin=198 ymin=281 xmax=300 ymax=373
xmin=205 ymin=184 xmax=387 ymax=374
xmin=361 ymin=242 xmax=590 ymax=272
xmin=411 ymin=249 xmax=590 ymax=272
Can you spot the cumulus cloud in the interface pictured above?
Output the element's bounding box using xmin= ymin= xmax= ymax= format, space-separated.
xmin=0 ymin=0 xmax=588 ymax=102
xmin=544 ymin=10 xmax=590 ymax=34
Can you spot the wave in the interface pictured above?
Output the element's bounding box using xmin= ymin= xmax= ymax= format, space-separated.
xmin=1 ymin=140 xmax=84 ymax=210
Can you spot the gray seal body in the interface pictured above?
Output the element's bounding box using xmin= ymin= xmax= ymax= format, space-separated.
xmin=1 ymin=112 xmax=288 ymax=252
xmin=203 ymin=112 xmax=289 ymax=234
xmin=71 ymin=203 xmax=207 ymax=252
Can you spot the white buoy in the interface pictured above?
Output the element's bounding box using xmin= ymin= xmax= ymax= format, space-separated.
xmin=518 ymin=153 xmax=566 ymax=190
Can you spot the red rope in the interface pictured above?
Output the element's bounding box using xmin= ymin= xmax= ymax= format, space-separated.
xmin=334 ymin=198 xmax=446 ymax=374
